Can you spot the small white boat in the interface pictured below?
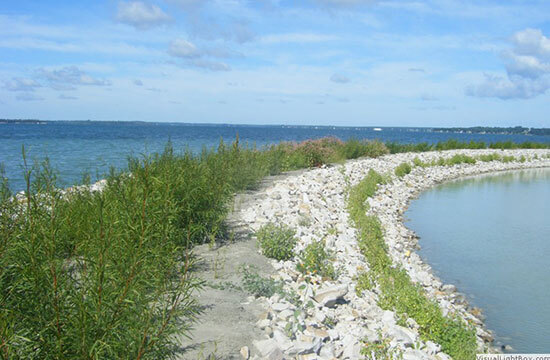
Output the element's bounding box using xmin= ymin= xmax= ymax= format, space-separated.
xmin=373 ymin=127 xmax=382 ymax=131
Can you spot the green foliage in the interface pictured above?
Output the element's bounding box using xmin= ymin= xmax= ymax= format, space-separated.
xmin=255 ymin=223 xmax=297 ymax=261
xmin=361 ymin=333 xmax=403 ymax=360
xmin=241 ymin=266 xmax=283 ymax=298
xmin=347 ymin=170 xmax=477 ymax=360
xmin=394 ymin=162 xmax=412 ymax=177
xmin=386 ymin=139 xmax=549 ymax=154
xmin=0 ymin=153 xmax=202 ymax=359
xmin=412 ymin=157 xmax=428 ymax=168
xmin=296 ymin=241 xmax=336 ymax=279
xmin=340 ymin=138 xmax=389 ymax=159
xmin=445 ymin=154 xmax=476 ymax=165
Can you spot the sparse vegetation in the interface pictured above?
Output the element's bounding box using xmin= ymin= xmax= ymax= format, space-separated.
xmin=240 ymin=266 xmax=283 ymax=298
xmin=296 ymin=240 xmax=336 ymax=279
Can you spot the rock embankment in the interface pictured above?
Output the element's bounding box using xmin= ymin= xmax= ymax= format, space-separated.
xmin=234 ymin=149 xmax=550 ymax=360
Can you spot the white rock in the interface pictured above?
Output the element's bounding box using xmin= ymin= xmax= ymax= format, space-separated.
xmin=313 ymin=284 xmax=348 ymax=308
xmin=272 ymin=302 xmax=290 ymax=312
xmin=253 ymin=339 xmax=283 ymax=360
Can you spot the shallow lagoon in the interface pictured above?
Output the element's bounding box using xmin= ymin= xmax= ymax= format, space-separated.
xmin=405 ymin=168 xmax=550 ymax=353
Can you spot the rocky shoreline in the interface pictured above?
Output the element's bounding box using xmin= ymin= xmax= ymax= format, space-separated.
xmin=234 ymin=149 xmax=550 ymax=360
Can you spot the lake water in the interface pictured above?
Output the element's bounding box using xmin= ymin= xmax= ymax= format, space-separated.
xmin=1 ymin=122 xmax=549 ymax=191
xmin=405 ymin=168 xmax=550 ymax=353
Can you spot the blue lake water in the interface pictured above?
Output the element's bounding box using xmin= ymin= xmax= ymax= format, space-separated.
xmin=405 ymin=168 xmax=550 ymax=353
xmin=1 ymin=122 xmax=549 ymax=191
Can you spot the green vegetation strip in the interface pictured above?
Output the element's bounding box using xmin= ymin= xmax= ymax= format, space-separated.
xmin=347 ymin=169 xmax=477 ymax=360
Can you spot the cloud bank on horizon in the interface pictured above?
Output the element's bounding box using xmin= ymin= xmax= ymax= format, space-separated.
xmin=0 ymin=0 xmax=549 ymax=127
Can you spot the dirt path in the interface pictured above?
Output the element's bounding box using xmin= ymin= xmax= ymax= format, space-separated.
xmin=176 ymin=171 xmax=304 ymax=359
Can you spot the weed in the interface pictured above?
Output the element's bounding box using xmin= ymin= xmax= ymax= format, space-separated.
xmin=361 ymin=332 xmax=403 ymax=360
xmin=256 ymin=223 xmax=297 ymax=261
xmin=296 ymin=241 xmax=336 ymax=279
xmin=240 ymin=266 xmax=283 ymax=298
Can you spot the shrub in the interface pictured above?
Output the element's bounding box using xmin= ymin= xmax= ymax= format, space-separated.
xmin=340 ymin=139 xmax=389 ymax=160
xmin=394 ymin=162 xmax=412 ymax=177
xmin=256 ymin=223 xmax=297 ymax=261
xmin=296 ymin=241 xmax=336 ymax=279
xmin=412 ymin=157 xmax=428 ymax=168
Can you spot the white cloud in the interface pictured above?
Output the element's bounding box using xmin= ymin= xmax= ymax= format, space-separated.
xmin=37 ymin=66 xmax=111 ymax=90
xmin=3 ymin=77 xmax=41 ymax=91
xmin=184 ymin=59 xmax=231 ymax=71
xmin=116 ymin=1 xmax=171 ymax=30
xmin=168 ymin=39 xmax=232 ymax=71
xmin=467 ymin=28 xmax=550 ymax=99
xmin=16 ymin=93 xmax=44 ymax=101
xmin=168 ymin=39 xmax=200 ymax=58
xmin=330 ymin=73 xmax=350 ymax=83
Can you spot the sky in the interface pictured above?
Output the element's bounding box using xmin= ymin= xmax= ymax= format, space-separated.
xmin=0 ymin=0 xmax=549 ymax=127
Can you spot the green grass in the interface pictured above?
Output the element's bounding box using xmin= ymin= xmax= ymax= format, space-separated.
xmin=348 ymin=170 xmax=477 ymax=359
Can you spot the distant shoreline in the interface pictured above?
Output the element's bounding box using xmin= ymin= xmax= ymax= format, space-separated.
xmin=1 ymin=119 xmax=549 ymax=135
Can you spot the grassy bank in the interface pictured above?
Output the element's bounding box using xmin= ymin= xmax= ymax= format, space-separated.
xmin=0 ymin=137 xmax=548 ymax=359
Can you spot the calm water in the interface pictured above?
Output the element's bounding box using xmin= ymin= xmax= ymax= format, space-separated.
xmin=1 ymin=122 xmax=549 ymax=191
xmin=405 ymin=168 xmax=550 ymax=353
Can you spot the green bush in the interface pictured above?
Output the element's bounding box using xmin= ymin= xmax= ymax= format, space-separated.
xmin=256 ymin=223 xmax=297 ymax=261
xmin=296 ymin=241 xmax=336 ymax=279
xmin=394 ymin=162 xmax=412 ymax=177
xmin=340 ymin=139 xmax=389 ymax=159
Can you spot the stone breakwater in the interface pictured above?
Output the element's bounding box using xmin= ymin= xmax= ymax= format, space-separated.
xmin=235 ymin=149 xmax=550 ymax=360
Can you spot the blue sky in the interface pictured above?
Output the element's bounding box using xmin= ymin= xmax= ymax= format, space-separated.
xmin=1 ymin=0 xmax=549 ymax=127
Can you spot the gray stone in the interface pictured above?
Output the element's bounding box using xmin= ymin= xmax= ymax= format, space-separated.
xmin=441 ymin=284 xmax=456 ymax=293
xmin=288 ymin=336 xmax=322 ymax=356
xmin=403 ymin=348 xmax=431 ymax=360
xmin=389 ymin=326 xmax=416 ymax=346
xmin=253 ymin=339 xmax=283 ymax=360
xmin=272 ymin=329 xmax=293 ymax=351
xmin=313 ymin=284 xmax=348 ymax=308
xmin=272 ymin=302 xmax=291 ymax=312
